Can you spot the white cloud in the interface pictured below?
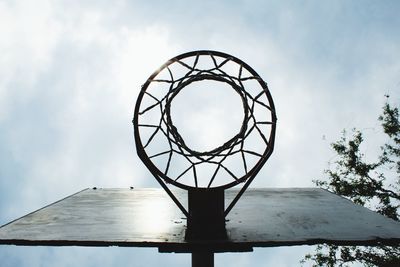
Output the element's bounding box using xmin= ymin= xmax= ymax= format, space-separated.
xmin=0 ymin=0 xmax=180 ymax=211
xmin=0 ymin=0 xmax=61 ymax=120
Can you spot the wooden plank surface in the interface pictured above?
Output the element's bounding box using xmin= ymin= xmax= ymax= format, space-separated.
xmin=0 ymin=188 xmax=399 ymax=252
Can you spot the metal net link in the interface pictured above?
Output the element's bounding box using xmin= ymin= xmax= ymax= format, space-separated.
xmin=135 ymin=51 xmax=276 ymax=189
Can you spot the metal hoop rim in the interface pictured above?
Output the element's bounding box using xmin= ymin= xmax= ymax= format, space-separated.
xmin=133 ymin=50 xmax=277 ymax=190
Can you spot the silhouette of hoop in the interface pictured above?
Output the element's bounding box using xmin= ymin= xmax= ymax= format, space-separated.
xmin=133 ymin=50 xmax=276 ymax=190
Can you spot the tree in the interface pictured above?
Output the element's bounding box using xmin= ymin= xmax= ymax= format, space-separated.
xmin=301 ymin=98 xmax=400 ymax=267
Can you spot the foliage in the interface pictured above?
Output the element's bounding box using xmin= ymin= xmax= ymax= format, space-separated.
xmin=302 ymin=99 xmax=400 ymax=266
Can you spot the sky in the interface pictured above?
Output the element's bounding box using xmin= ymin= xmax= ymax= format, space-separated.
xmin=1 ymin=0 xmax=400 ymax=266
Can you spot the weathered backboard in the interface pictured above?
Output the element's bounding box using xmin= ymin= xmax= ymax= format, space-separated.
xmin=0 ymin=188 xmax=399 ymax=252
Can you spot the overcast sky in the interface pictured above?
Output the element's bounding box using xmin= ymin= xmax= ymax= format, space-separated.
xmin=1 ymin=1 xmax=400 ymax=266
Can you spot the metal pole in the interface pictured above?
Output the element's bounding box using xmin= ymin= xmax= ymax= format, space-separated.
xmin=192 ymin=252 xmax=214 ymax=267
xmin=186 ymin=188 xmax=226 ymax=240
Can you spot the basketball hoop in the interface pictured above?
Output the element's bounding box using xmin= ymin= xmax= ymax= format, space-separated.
xmin=133 ymin=50 xmax=277 ymax=191
xmin=133 ymin=50 xmax=277 ymax=244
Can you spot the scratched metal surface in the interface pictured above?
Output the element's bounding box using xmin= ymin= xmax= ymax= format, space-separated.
xmin=0 ymin=188 xmax=399 ymax=250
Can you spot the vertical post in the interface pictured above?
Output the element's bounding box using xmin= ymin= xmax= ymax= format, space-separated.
xmin=186 ymin=188 xmax=225 ymax=267
xmin=186 ymin=188 xmax=226 ymax=240
xmin=192 ymin=252 xmax=214 ymax=267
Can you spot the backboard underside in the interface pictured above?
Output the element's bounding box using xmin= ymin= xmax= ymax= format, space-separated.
xmin=0 ymin=188 xmax=399 ymax=252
